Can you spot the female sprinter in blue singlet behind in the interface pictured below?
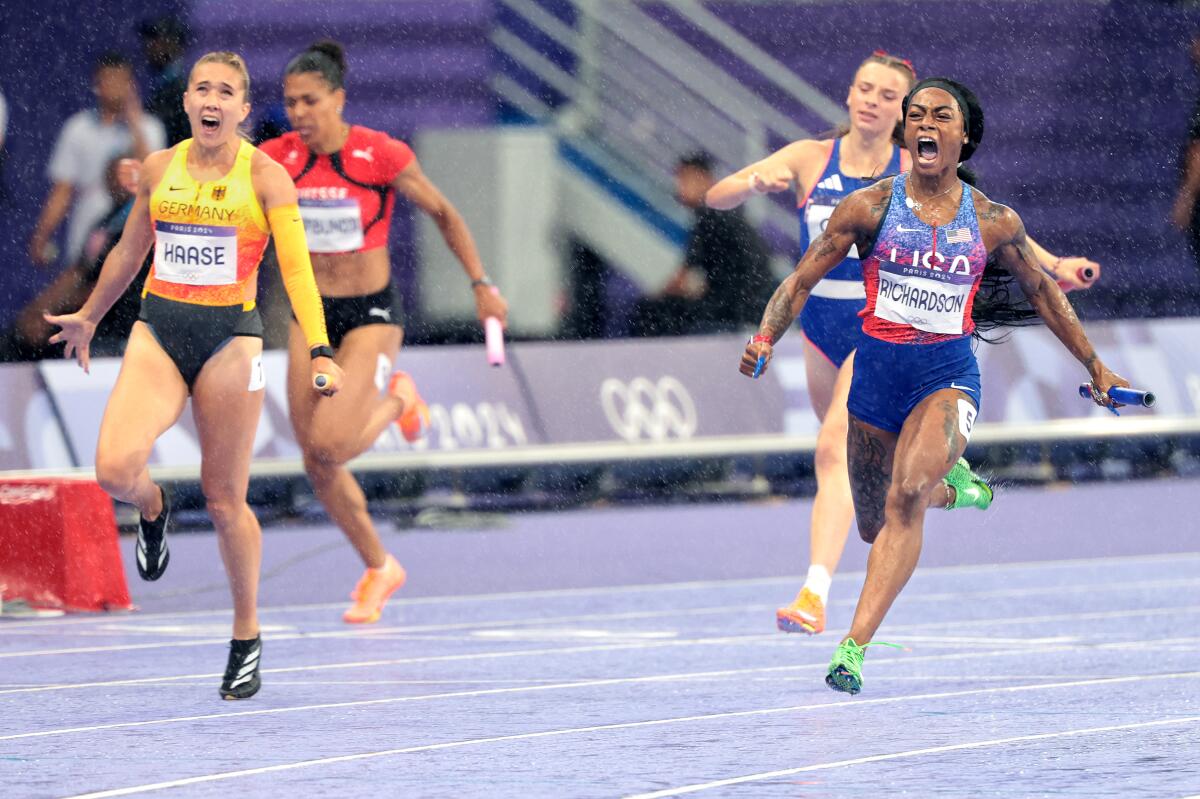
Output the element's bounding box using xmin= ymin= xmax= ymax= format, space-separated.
xmin=46 ymin=52 xmax=341 ymax=701
xmin=741 ymin=77 xmax=1128 ymax=695
xmin=709 ymin=52 xmax=1100 ymax=637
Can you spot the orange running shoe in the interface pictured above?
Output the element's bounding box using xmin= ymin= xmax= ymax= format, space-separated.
xmin=343 ymin=554 xmax=407 ymax=624
xmin=388 ymin=371 xmax=430 ymax=443
xmin=775 ymin=587 xmax=825 ymax=635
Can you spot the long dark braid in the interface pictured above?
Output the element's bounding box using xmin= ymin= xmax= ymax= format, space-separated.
xmin=954 ymin=165 xmax=1039 ymax=342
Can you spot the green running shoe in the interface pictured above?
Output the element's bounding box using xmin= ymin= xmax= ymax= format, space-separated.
xmin=943 ymin=457 xmax=993 ymax=511
xmin=826 ymin=637 xmax=904 ymax=695
xmin=826 ymin=637 xmax=867 ymax=694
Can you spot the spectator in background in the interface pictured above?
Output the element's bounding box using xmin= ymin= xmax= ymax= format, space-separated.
xmin=0 ymin=83 xmax=7 ymax=149
xmin=28 ymin=52 xmax=165 ymax=270
xmin=630 ymin=151 xmax=773 ymax=337
xmin=138 ymin=16 xmax=191 ymax=146
xmin=0 ymin=83 xmax=9 ymax=206
xmin=2 ymin=157 xmax=146 ymax=361
xmin=1172 ymin=33 xmax=1200 ymax=273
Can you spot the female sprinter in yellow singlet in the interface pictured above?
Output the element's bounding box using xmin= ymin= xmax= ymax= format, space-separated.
xmin=46 ymin=52 xmax=340 ymax=701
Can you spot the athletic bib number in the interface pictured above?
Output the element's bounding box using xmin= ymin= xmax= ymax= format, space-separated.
xmin=873 ymin=260 xmax=973 ymax=335
xmin=153 ymin=221 xmax=238 ymax=285
xmin=299 ymin=198 xmax=364 ymax=253
xmin=806 ymin=202 xmax=859 ymax=259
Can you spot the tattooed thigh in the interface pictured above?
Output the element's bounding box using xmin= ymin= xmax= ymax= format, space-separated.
xmin=847 ymin=418 xmax=895 ymax=543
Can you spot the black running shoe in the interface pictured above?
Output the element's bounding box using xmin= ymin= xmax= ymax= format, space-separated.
xmin=219 ymin=636 xmax=262 ymax=700
xmin=136 ymin=485 xmax=171 ymax=581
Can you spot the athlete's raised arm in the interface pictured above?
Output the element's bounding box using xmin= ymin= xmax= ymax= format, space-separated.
xmin=983 ymin=198 xmax=1127 ymax=401
xmin=739 ymin=179 xmax=891 ymax=377
xmin=44 ymin=148 xmax=171 ymax=371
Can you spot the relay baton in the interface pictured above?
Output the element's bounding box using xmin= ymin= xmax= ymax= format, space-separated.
xmin=752 ymin=353 xmax=766 ymax=379
xmin=1079 ymin=266 xmax=1095 ymax=281
xmin=1077 ymin=383 xmax=1155 ymax=408
xmin=314 ymin=374 xmax=330 ymax=390
xmin=484 ymin=284 xmax=505 ymax=367
xmin=485 ymin=316 xmax=505 ymax=367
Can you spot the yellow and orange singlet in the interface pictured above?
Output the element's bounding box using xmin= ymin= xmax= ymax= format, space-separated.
xmin=144 ymin=139 xmax=329 ymax=348
xmin=146 ymin=139 xmax=269 ymax=307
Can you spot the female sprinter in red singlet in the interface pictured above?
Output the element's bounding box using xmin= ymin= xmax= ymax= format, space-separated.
xmin=47 ymin=52 xmax=341 ymax=700
xmin=740 ymin=77 xmax=1127 ymax=695
xmin=709 ymin=52 xmax=1100 ymax=637
xmin=259 ymin=41 xmax=509 ymax=624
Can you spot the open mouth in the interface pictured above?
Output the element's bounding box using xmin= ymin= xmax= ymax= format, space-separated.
xmin=200 ymin=115 xmax=220 ymax=132
xmin=916 ymin=136 xmax=938 ymax=162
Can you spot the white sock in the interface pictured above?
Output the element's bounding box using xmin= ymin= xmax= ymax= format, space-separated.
xmin=803 ymin=565 xmax=832 ymax=605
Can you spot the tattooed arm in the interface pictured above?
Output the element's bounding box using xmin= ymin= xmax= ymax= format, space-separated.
xmin=739 ymin=181 xmax=886 ymax=378
xmin=985 ymin=200 xmax=1129 ymax=402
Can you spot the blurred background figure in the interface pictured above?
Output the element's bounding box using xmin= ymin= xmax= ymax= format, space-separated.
xmin=629 ymin=151 xmax=773 ymax=337
xmin=1173 ymin=33 xmax=1200 ymax=275
xmin=28 ymin=52 xmax=164 ymax=272
xmin=1 ymin=157 xmax=145 ymax=361
xmin=137 ymin=15 xmax=192 ymax=147
xmin=0 ymin=81 xmax=9 ymax=208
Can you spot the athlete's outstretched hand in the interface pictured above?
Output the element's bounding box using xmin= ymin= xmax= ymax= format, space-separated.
xmin=747 ymin=166 xmax=793 ymax=195
xmin=311 ymin=357 xmax=345 ymax=397
xmin=1053 ymin=256 xmax=1101 ymax=292
xmin=1086 ymin=362 xmax=1131 ymax=410
xmin=739 ymin=339 xmax=773 ymax=378
xmin=475 ymin=285 xmax=509 ymax=329
xmin=44 ymin=311 xmax=97 ymax=373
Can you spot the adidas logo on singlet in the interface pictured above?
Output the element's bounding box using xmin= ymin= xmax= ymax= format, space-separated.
xmin=816 ymin=174 xmax=844 ymax=192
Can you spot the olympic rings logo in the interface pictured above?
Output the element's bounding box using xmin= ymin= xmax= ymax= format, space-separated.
xmin=599 ymin=376 xmax=698 ymax=442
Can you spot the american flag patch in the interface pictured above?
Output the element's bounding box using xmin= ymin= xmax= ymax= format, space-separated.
xmin=945 ymin=227 xmax=972 ymax=244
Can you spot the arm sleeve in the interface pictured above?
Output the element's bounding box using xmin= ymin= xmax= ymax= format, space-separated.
xmin=266 ymin=203 xmax=330 ymax=350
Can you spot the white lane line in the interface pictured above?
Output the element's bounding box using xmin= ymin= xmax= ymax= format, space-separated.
xmin=0 ymin=603 xmax=770 ymax=659
xmin=5 ymin=608 xmax=1199 ymax=700
xmin=56 ymin=674 xmax=1200 ymax=799
xmin=6 ymin=642 xmax=1197 ymax=743
xmin=6 ymin=550 xmax=1196 ymax=632
xmin=623 ymin=715 xmax=1200 ymax=798
xmin=6 ymin=573 xmax=1199 ymax=643
xmin=0 ymin=633 xmax=781 ymax=697
xmin=5 ymin=598 xmax=1199 ymax=662
xmin=888 ymin=604 xmax=1200 ymax=632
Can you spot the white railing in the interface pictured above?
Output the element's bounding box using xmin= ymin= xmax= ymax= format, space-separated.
xmin=8 ymin=415 xmax=1200 ymax=483
xmin=490 ymin=0 xmax=847 ymax=250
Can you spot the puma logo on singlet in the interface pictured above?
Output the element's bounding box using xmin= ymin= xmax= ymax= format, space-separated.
xmin=351 ymin=147 xmax=375 ymax=163
xmin=368 ymin=307 xmax=391 ymax=321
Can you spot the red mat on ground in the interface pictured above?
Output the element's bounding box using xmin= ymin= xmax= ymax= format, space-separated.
xmin=0 ymin=478 xmax=131 ymax=612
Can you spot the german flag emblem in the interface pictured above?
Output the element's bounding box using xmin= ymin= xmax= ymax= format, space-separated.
xmin=211 ymin=185 xmax=226 ymax=201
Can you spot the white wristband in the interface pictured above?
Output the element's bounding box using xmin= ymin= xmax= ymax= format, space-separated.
xmin=747 ymin=173 xmax=767 ymax=195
